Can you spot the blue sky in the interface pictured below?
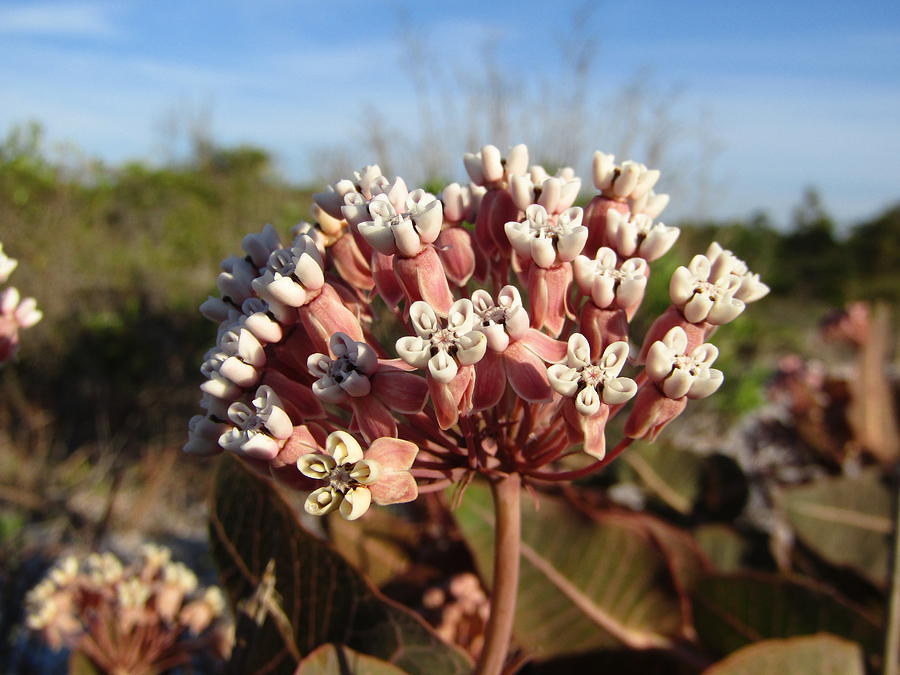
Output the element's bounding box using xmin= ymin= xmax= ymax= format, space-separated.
xmin=1 ymin=0 xmax=898 ymax=226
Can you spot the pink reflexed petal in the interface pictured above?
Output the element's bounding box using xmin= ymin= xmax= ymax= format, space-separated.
xmin=371 ymin=368 xmax=428 ymax=413
xmin=368 ymin=472 xmax=419 ymax=505
xmin=581 ymin=406 xmax=610 ymax=459
xmin=472 ymin=349 xmax=507 ymax=410
xmin=623 ymin=386 xmax=688 ymax=441
xmin=474 ymin=190 xmax=499 ymax=257
xmin=330 ymin=235 xmax=374 ymax=291
xmin=504 ymin=341 xmax=553 ymax=403
xmin=579 ymin=304 xmax=628 ymax=360
xmin=365 ymin=436 xmax=419 ymax=471
xmin=583 ymin=196 xmax=629 ymax=258
xmin=261 ymin=370 xmax=325 ymax=420
xmin=517 ymin=328 xmax=567 ymax=363
xmin=393 ymin=247 xmax=454 ymax=315
xmin=488 ymin=189 xmax=520 ymax=252
xmin=350 ymin=396 xmax=397 ymax=444
xmin=428 ymin=376 xmax=459 ymax=429
xmin=436 ymin=227 xmax=476 ymax=287
xmin=299 ymin=284 xmax=364 ymax=353
xmin=527 ymin=264 xmax=570 ymax=337
xmin=527 ymin=264 xmax=549 ymax=331
xmin=371 ymin=251 xmax=405 ymax=310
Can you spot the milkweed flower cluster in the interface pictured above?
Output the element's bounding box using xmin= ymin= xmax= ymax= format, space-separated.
xmin=25 ymin=546 xmax=230 ymax=673
xmin=0 ymin=242 xmax=42 ymax=364
xmin=186 ymin=144 xmax=767 ymax=517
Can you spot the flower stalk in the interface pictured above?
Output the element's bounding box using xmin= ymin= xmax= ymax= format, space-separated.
xmin=476 ymin=472 xmax=522 ymax=675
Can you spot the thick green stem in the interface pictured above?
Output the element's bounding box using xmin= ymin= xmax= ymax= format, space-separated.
xmin=475 ymin=473 xmax=522 ymax=675
xmin=884 ymin=468 xmax=900 ymax=675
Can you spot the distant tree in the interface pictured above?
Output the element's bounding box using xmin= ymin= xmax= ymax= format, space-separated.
xmin=845 ymin=203 xmax=900 ymax=301
xmin=772 ymin=189 xmax=845 ymax=303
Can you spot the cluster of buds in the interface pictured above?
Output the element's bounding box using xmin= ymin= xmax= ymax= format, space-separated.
xmin=25 ymin=546 xmax=230 ymax=673
xmin=186 ymin=144 xmax=767 ymax=517
xmin=0 ymin=242 xmax=42 ymax=364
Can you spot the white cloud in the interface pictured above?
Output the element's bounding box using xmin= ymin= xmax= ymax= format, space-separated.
xmin=0 ymin=2 xmax=122 ymax=39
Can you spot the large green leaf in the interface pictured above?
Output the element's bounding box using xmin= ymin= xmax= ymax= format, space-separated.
xmin=209 ymin=456 xmax=471 ymax=675
xmin=703 ymin=633 xmax=865 ymax=674
xmin=694 ymin=525 xmax=748 ymax=573
xmin=692 ymin=573 xmax=882 ymax=657
xmin=328 ymin=509 xmax=415 ymax=587
xmin=454 ymin=481 xmax=685 ymax=659
xmin=780 ymin=470 xmax=892 ymax=586
xmin=619 ymin=443 xmax=704 ymax=514
xmin=295 ymin=644 xmax=409 ymax=674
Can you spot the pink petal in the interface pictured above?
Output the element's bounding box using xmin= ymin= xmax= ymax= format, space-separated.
xmin=579 ymin=304 xmax=628 ymax=360
xmin=267 ymin=325 xmax=317 ymax=378
xmin=474 ymin=190 xmax=499 ymax=258
xmin=368 ymin=471 xmax=419 ymax=505
xmin=299 ymin=284 xmax=364 ymax=353
xmin=365 ymin=436 xmax=419 ymax=471
xmin=473 ymin=349 xmax=507 ymax=410
xmin=504 ymin=341 xmax=553 ymax=403
xmin=428 ymin=366 xmax=474 ymax=430
xmin=261 ymin=370 xmax=325 ymax=420
xmin=350 ymin=396 xmax=397 ymax=444
xmin=583 ymin=196 xmax=629 ymax=258
xmin=624 ymin=386 xmax=688 ymax=441
xmin=371 ymin=368 xmax=428 ymax=413
xmin=393 ymin=247 xmax=454 ymax=315
xmin=488 ymin=189 xmax=520 ymax=251
xmin=371 ymin=251 xmax=405 ymax=310
xmin=436 ymin=227 xmax=476 ymax=287
xmin=527 ymin=264 xmax=570 ymax=337
xmin=581 ymin=406 xmax=610 ymax=459
xmin=516 ymin=328 xmax=567 ymax=363
xmin=331 ymin=235 xmax=374 ymax=291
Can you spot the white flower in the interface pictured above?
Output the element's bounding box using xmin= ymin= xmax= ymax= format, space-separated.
xmin=216 ymin=256 xmax=258 ymax=306
xmin=548 ymin=335 xmax=637 ymax=416
xmin=645 ymin=326 xmax=724 ymax=399
xmin=308 ymin=332 xmax=379 ymax=403
xmin=239 ymin=297 xmax=283 ymax=344
xmin=592 ymin=152 xmax=660 ymax=200
xmin=470 ymin=286 xmax=530 ymax=352
xmin=395 ymin=299 xmax=487 ymax=383
xmin=357 ymin=190 xmax=443 ymax=257
xmin=606 ymin=210 xmax=680 ymax=261
xmin=463 ymin=144 xmax=528 ymax=186
xmin=241 ymin=223 xmax=282 ymax=268
xmin=510 ymin=171 xmax=581 ymax=214
xmin=215 ymin=319 xmax=266 ymax=388
xmin=0 ymin=243 xmax=18 ymax=283
xmin=251 ymin=234 xmax=325 ymax=308
xmin=441 ymin=182 xmax=486 ymax=224
xmin=628 ymin=189 xmax=670 ymax=219
xmin=505 ymin=204 xmax=587 ymax=269
xmin=670 ymin=255 xmax=745 ymax=324
xmin=298 ymin=431 xmax=383 ymax=520
xmin=573 ymin=247 xmax=647 ymax=311
xmin=298 ymin=431 xmax=419 ymax=520
xmin=199 ymin=349 xmax=243 ymax=400
xmin=184 ymin=414 xmax=227 ymax=456
xmin=705 ymin=242 xmax=770 ymax=303
xmin=218 ymin=385 xmax=293 ymax=459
